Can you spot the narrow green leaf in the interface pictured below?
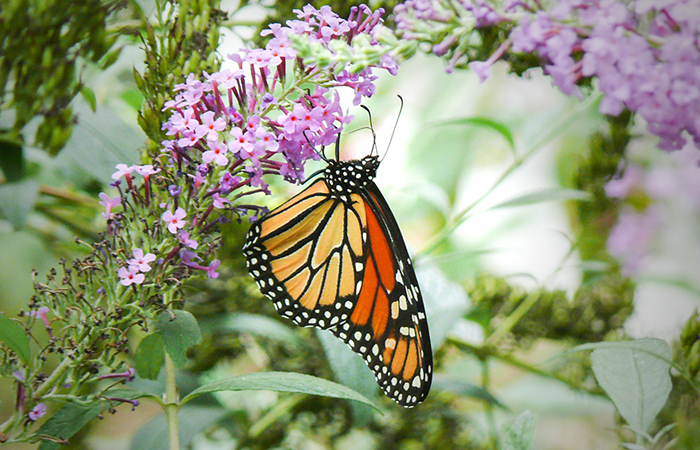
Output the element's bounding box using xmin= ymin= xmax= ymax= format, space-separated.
xmin=101 ymin=388 xmax=157 ymax=402
xmin=37 ymin=401 xmax=103 ymax=450
xmin=588 ymin=339 xmax=672 ymax=433
xmin=488 ymin=188 xmax=592 ymax=210
xmin=502 ymin=410 xmax=536 ymax=450
xmin=155 ymin=310 xmax=202 ymax=369
xmin=134 ymin=332 xmax=165 ymax=379
xmin=0 ymin=180 xmax=39 ymax=229
xmin=0 ymin=314 xmax=31 ymax=364
xmin=431 ymin=375 xmax=506 ymax=409
xmin=80 ymin=86 xmax=97 ymax=112
xmin=0 ymin=138 xmax=24 ymax=182
xmin=181 ymin=372 xmax=380 ymax=410
xmin=437 ymin=117 xmax=515 ymax=151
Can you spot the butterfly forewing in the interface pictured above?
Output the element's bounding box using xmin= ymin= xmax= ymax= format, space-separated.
xmin=244 ymin=179 xmax=365 ymax=329
xmin=244 ymin=156 xmax=432 ymax=407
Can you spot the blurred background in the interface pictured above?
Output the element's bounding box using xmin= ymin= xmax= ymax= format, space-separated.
xmin=1 ymin=1 xmax=698 ymax=449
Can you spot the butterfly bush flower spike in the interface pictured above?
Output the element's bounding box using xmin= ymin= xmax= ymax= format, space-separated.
xmin=394 ymin=0 xmax=700 ymax=152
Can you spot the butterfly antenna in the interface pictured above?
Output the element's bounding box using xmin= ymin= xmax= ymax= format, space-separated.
xmin=360 ymin=105 xmax=379 ymax=157
xmin=303 ymin=130 xmax=329 ymax=163
xmin=382 ymin=95 xmax=404 ymax=162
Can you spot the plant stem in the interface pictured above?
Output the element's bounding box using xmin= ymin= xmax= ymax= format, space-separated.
xmin=164 ymin=352 xmax=180 ymax=450
xmin=484 ymin=291 xmax=539 ymax=347
xmin=448 ymin=337 xmax=606 ymax=398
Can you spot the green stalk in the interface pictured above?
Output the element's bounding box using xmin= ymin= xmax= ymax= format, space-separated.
xmin=164 ymin=352 xmax=180 ymax=450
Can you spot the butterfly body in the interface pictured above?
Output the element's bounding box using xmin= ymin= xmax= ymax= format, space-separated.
xmin=243 ymin=155 xmax=432 ymax=407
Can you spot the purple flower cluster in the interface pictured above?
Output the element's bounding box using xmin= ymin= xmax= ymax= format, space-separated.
xmin=396 ymin=0 xmax=700 ymax=153
xmin=394 ymin=0 xmax=506 ymax=72
xmin=103 ymin=5 xmax=394 ymax=285
xmin=506 ymin=0 xmax=700 ymax=152
xmin=605 ymin=146 xmax=700 ymax=274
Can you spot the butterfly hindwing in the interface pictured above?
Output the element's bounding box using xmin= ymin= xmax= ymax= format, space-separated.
xmin=330 ymin=181 xmax=432 ymax=407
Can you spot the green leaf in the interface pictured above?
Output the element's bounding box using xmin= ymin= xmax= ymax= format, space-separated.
xmin=56 ymin=101 xmax=142 ymax=184
xmin=588 ymin=339 xmax=672 ymax=433
xmin=0 ymin=137 xmax=24 ymax=182
xmin=317 ymin=329 xmax=378 ymax=425
xmin=502 ymin=410 xmax=536 ymax=450
xmin=80 ymin=86 xmax=97 ymax=112
xmin=155 ymin=310 xmax=202 ymax=369
xmin=0 ymin=313 xmax=31 ymax=364
xmin=487 ymin=188 xmax=592 ymax=210
xmin=130 ymin=406 xmax=226 ymax=450
xmin=101 ymin=388 xmax=157 ymax=402
xmin=415 ymin=262 xmax=470 ymax=350
xmin=134 ymin=332 xmax=165 ymax=380
xmin=437 ymin=116 xmax=515 ymax=151
xmin=0 ymin=179 xmax=39 ymax=229
xmin=432 ymin=375 xmax=506 ymax=409
xmin=221 ymin=313 xmax=305 ymax=349
xmin=181 ymin=372 xmax=380 ymax=410
xmin=37 ymin=401 xmax=103 ymax=450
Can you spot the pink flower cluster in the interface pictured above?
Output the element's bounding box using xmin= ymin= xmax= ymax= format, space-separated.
xmin=506 ymin=0 xmax=700 ymax=151
xmin=160 ymin=4 xmax=390 ymax=191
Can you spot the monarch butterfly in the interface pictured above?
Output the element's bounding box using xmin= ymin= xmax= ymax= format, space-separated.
xmin=243 ymin=132 xmax=432 ymax=407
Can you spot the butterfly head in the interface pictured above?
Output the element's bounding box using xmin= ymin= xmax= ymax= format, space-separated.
xmin=324 ymin=155 xmax=380 ymax=196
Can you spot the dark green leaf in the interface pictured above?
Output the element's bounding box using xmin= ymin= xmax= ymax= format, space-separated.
xmin=502 ymin=410 xmax=535 ymax=450
xmin=130 ymin=406 xmax=225 ymax=450
xmin=0 ymin=137 xmax=24 ymax=182
xmin=488 ymin=188 xmax=592 ymax=210
xmin=0 ymin=314 xmax=30 ymax=364
xmin=155 ymin=310 xmax=202 ymax=369
xmin=182 ymin=372 xmax=380 ymax=410
xmin=134 ymin=332 xmax=165 ymax=379
xmin=436 ymin=116 xmax=515 ymax=151
xmin=0 ymin=180 xmax=39 ymax=229
xmin=37 ymin=401 xmax=103 ymax=450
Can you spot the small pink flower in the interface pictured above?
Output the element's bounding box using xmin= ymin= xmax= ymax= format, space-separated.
xmin=98 ymin=192 xmax=121 ymax=220
xmin=202 ymin=142 xmax=229 ymax=166
xmin=179 ymin=231 xmax=199 ymax=249
xmin=118 ymin=266 xmax=145 ymax=286
xmin=111 ymin=164 xmax=135 ymax=180
xmin=29 ymin=306 xmax=50 ymax=328
xmin=206 ymin=259 xmax=221 ymax=279
xmin=127 ymin=248 xmax=156 ymax=272
xmin=28 ymin=403 xmax=46 ymax=421
xmin=134 ymin=165 xmax=161 ymax=177
xmin=212 ymin=193 xmax=230 ymax=209
xmin=162 ymin=208 xmax=187 ymax=234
